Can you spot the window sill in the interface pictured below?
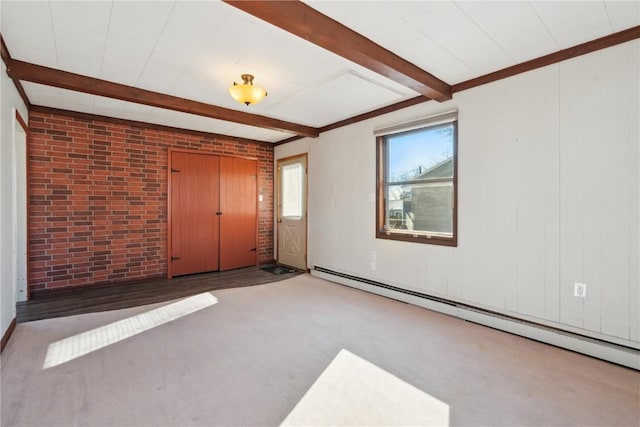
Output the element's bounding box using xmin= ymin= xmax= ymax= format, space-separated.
xmin=376 ymin=231 xmax=457 ymax=247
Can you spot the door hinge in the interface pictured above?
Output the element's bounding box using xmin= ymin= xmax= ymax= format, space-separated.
xmin=171 ymin=168 xmax=181 ymax=173
xmin=171 ymin=256 xmax=181 ymax=261
xmin=250 ymin=248 xmax=257 ymax=252
xmin=216 ymin=212 xmax=222 ymax=216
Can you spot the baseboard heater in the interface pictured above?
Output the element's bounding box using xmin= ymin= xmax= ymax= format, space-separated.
xmin=313 ymin=266 xmax=640 ymax=370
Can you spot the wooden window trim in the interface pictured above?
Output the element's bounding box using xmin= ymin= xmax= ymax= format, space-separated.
xmin=376 ymin=122 xmax=458 ymax=247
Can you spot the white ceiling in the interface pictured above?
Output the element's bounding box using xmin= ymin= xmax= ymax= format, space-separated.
xmin=1 ymin=1 xmax=638 ymax=143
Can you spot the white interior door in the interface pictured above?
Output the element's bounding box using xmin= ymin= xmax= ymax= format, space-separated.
xmin=277 ymin=155 xmax=307 ymax=270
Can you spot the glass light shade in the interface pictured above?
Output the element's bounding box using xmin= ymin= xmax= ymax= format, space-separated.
xmin=229 ymin=74 xmax=267 ymax=106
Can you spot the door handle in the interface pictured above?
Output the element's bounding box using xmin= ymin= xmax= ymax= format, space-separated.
xmin=171 ymin=256 xmax=181 ymax=261
xmin=277 ymin=219 xmax=282 ymax=223
xmin=216 ymin=212 xmax=222 ymax=216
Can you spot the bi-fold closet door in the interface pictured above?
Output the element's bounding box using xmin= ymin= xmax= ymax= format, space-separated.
xmin=169 ymin=151 xmax=257 ymax=278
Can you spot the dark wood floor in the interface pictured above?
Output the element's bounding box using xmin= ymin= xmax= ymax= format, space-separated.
xmin=17 ymin=266 xmax=302 ymax=323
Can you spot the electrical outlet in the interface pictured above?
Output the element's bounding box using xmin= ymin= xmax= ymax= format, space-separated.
xmin=574 ymin=282 xmax=587 ymax=299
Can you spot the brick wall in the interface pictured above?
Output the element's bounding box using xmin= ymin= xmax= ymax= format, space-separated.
xmin=28 ymin=109 xmax=274 ymax=294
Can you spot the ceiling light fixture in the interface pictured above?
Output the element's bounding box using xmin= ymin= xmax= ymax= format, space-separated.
xmin=229 ymin=74 xmax=267 ymax=106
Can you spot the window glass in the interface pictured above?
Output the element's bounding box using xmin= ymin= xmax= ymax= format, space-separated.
xmin=282 ymin=163 xmax=302 ymax=217
xmin=388 ymin=124 xmax=454 ymax=183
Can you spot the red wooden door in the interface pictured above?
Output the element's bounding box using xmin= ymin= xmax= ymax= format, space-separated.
xmin=219 ymin=157 xmax=257 ymax=270
xmin=170 ymin=152 xmax=220 ymax=276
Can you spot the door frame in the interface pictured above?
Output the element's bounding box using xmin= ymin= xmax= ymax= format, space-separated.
xmin=167 ymin=148 xmax=260 ymax=279
xmin=275 ymin=153 xmax=308 ymax=270
xmin=15 ymin=110 xmax=29 ymax=301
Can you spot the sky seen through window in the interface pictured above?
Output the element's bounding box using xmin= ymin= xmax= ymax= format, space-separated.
xmin=388 ymin=124 xmax=453 ymax=182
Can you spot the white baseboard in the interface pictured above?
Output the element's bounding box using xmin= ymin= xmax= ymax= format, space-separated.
xmin=311 ymin=269 xmax=640 ymax=371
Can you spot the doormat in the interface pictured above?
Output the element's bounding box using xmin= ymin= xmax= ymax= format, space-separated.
xmin=261 ymin=265 xmax=296 ymax=275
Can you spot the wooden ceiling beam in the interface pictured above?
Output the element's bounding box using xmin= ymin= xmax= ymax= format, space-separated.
xmin=453 ymin=25 xmax=640 ymax=93
xmin=224 ymin=0 xmax=452 ymax=102
xmin=6 ymin=59 xmax=320 ymax=138
xmin=275 ymin=26 xmax=640 ymax=147
xmin=1 ymin=35 xmax=31 ymax=108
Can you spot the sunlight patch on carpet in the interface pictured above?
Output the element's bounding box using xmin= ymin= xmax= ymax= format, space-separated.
xmin=280 ymin=349 xmax=449 ymax=426
xmin=43 ymin=293 xmax=218 ymax=369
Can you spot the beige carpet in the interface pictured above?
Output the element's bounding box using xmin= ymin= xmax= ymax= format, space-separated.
xmin=1 ymin=274 xmax=638 ymax=426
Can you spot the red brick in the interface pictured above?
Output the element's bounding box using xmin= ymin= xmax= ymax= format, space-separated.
xmin=28 ymin=111 xmax=274 ymax=293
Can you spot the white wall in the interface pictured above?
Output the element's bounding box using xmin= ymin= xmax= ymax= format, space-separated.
xmin=276 ymin=40 xmax=640 ymax=347
xmin=1 ymin=61 xmax=29 ymax=341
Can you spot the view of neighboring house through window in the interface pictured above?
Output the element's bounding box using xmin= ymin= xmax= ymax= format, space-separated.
xmin=376 ymin=112 xmax=457 ymax=246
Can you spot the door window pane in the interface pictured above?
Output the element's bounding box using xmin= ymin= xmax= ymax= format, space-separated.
xmin=282 ymin=164 xmax=302 ymax=217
